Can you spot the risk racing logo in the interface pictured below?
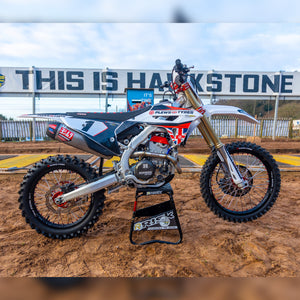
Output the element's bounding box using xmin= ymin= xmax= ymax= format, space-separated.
xmin=0 ymin=74 xmax=5 ymax=88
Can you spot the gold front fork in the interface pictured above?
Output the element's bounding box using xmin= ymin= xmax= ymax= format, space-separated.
xmin=184 ymin=87 xmax=246 ymax=188
xmin=183 ymin=89 xmax=223 ymax=150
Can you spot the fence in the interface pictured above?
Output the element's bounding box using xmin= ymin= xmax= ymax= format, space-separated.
xmin=191 ymin=117 xmax=292 ymax=138
xmin=0 ymin=117 xmax=293 ymax=141
xmin=0 ymin=120 xmax=49 ymax=141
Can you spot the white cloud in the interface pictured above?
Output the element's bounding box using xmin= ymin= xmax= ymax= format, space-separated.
xmin=0 ymin=23 xmax=200 ymax=69
xmin=2 ymin=21 xmax=300 ymax=119
xmin=1 ymin=23 xmax=300 ymax=72
xmin=273 ymin=34 xmax=300 ymax=48
xmin=0 ymin=24 xmax=94 ymax=66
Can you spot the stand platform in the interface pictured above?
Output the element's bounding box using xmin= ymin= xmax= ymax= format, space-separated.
xmin=129 ymin=183 xmax=182 ymax=245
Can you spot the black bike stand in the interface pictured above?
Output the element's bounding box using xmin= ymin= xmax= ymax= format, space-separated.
xmin=129 ymin=183 xmax=182 ymax=245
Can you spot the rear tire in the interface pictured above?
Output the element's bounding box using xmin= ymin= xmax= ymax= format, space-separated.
xmin=18 ymin=155 xmax=105 ymax=239
xmin=200 ymin=142 xmax=281 ymax=222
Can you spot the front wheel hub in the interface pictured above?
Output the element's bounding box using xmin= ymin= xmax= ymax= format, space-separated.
xmin=219 ymin=165 xmax=253 ymax=197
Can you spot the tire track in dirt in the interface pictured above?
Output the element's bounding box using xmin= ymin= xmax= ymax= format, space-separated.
xmin=0 ymin=172 xmax=299 ymax=277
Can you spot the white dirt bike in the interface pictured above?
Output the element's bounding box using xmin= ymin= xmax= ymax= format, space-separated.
xmin=19 ymin=59 xmax=281 ymax=239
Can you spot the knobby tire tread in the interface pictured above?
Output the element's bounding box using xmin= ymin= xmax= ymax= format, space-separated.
xmin=18 ymin=155 xmax=105 ymax=239
xmin=200 ymin=142 xmax=281 ymax=222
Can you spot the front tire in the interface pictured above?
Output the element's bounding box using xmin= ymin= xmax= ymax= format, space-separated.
xmin=200 ymin=142 xmax=281 ymax=222
xmin=18 ymin=155 xmax=105 ymax=239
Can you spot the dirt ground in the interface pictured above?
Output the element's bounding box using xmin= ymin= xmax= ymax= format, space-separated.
xmin=0 ymin=139 xmax=299 ymax=277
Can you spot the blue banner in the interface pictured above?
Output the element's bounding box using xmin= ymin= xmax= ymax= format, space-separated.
xmin=126 ymin=88 xmax=154 ymax=111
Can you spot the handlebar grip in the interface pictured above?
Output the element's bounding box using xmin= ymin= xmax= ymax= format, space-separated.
xmin=175 ymin=59 xmax=183 ymax=72
xmin=175 ymin=59 xmax=182 ymax=66
xmin=175 ymin=59 xmax=187 ymax=74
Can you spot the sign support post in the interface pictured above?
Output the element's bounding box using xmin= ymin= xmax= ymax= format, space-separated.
xmin=31 ymin=66 xmax=36 ymax=142
xmin=272 ymin=71 xmax=282 ymax=141
xmin=105 ymin=67 xmax=109 ymax=112
xmin=105 ymin=91 xmax=109 ymax=113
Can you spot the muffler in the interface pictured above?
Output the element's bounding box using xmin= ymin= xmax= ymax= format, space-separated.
xmin=56 ymin=173 xmax=118 ymax=204
xmin=46 ymin=122 xmax=112 ymax=159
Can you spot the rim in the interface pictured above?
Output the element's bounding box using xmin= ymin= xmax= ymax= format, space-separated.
xmin=211 ymin=152 xmax=270 ymax=214
xmin=32 ymin=168 xmax=92 ymax=227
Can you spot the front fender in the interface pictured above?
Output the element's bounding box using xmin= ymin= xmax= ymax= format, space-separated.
xmin=203 ymin=105 xmax=259 ymax=124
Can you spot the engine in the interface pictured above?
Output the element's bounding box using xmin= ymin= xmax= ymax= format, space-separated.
xmin=132 ymin=133 xmax=177 ymax=183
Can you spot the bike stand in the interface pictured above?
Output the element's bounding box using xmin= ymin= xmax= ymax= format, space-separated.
xmin=129 ymin=183 xmax=182 ymax=245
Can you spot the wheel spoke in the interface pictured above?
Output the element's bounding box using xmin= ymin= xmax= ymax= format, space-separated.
xmin=51 ymin=171 xmax=60 ymax=185
xmin=43 ymin=177 xmax=51 ymax=188
xmin=211 ymin=150 xmax=270 ymax=213
xmin=32 ymin=167 xmax=92 ymax=227
xmin=201 ymin=142 xmax=280 ymax=224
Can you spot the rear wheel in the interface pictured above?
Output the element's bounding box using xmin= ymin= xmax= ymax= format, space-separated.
xmin=200 ymin=142 xmax=281 ymax=222
xmin=18 ymin=155 xmax=105 ymax=239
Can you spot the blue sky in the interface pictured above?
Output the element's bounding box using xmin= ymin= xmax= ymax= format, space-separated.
xmin=1 ymin=0 xmax=300 ymax=119
xmin=2 ymin=23 xmax=300 ymax=71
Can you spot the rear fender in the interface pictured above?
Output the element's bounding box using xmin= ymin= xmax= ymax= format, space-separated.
xmin=203 ymin=105 xmax=259 ymax=124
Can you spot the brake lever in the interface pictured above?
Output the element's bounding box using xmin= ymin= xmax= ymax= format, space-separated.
xmin=182 ymin=65 xmax=194 ymax=73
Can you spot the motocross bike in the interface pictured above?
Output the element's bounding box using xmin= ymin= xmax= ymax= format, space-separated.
xmin=19 ymin=59 xmax=281 ymax=239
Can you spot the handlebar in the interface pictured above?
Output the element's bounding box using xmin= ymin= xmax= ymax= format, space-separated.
xmin=160 ymin=59 xmax=195 ymax=90
xmin=159 ymin=81 xmax=171 ymax=89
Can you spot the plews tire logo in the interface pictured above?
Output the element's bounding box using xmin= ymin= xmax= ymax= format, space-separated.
xmin=0 ymin=74 xmax=5 ymax=88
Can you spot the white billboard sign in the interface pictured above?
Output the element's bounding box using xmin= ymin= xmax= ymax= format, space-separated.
xmin=0 ymin=67 xmax=299 ymax=96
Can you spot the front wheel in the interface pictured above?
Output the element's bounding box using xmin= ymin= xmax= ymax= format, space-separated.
xmin=200 ymin=142 xmax=281 ymax=222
